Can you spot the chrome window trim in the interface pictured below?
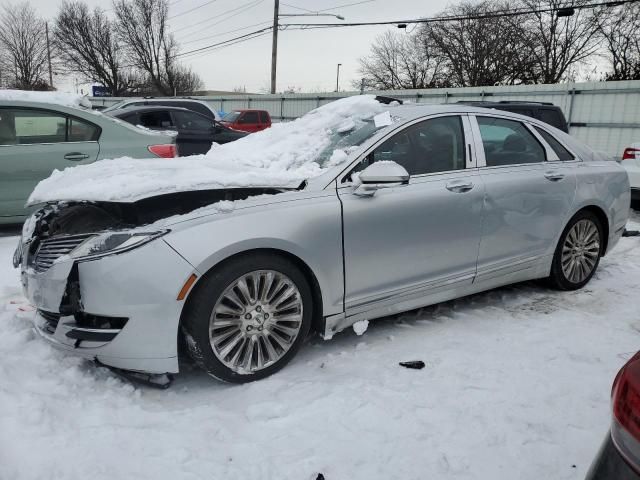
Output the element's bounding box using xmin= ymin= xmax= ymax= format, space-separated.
xmin=336 ymin=112 xmax=474 ymax=187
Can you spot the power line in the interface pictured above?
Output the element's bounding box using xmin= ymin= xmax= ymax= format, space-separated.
xmin=280 ymin=0 xmax=639 ymax=29
xmin=181 ymin=20 xmax=272 ymax=45
xmin=172 ymin=0 xmax=263 ymax=33
xmin=281 ymin=2 xmax=314 ymax=13
xmin=176 ymin=25 xmax=275 ymax=58
xmin=281 ymin=0 xmax=374 ymax=14
xmin=177 ymin=0 xmax=265 ymax=40
xmin=174 ymin=0 xmax=637 ymax=60
xmin=180 ymin=30 xmax=273 ymax=60
xmin=168 ymin=0 xmax=217 ymax=20
xmin=316 ymin=0 xmax=375 ymax=13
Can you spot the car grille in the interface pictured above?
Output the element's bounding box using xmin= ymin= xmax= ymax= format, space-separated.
xmin=34 ymin=234 xmax=94 ymax=273
xmin=38 ymin=310 xmax=61 ymax=334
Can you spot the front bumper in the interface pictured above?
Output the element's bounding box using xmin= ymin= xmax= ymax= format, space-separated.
xmin=22 ymin=238 xmax=197 ymax=374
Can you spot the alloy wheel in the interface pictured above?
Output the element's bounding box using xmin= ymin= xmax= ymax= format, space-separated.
xmin=561 ymin=219 xmax=601 ymax=284
xmin=209 ymin=270 xmax=304 ymax=374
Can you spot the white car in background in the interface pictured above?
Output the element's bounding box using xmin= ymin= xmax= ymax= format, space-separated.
xmin=622 ymin=143 xmax=640 ymax=206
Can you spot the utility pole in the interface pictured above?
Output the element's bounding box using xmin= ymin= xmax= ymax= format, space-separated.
xmin=270 ymin=0 xmax=279 ymax=94
xmin=335 ymin=63 xmax=342 ymax=92
xmin=45 ymin=22 xmax=53 ymax=89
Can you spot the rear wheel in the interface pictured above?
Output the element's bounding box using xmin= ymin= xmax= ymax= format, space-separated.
xmin=182 ymin=253 xmax=312 ymax=383
xmin=548 ymin=211 xmax=604 ymax=290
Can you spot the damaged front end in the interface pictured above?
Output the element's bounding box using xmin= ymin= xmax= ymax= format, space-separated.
xmin=18 ymin=187 xmax=285 ymax=378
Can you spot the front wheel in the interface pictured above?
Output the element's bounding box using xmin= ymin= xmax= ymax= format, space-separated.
xmin=182 ymin=253 xmax=313 ymax=383
xmin=548 ymin=211 xmax=604 ymax=291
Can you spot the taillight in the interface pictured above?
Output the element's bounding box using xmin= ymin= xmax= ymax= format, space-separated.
xmin=148 ymin=144 xmax=177 ymax=158
xmin=611 ymin=352 xmax=640 ymax=472
xmin=622 ymin=148 xmax=640 ymax=161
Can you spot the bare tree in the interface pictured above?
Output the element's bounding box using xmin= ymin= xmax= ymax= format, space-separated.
xmin=113 ymin=0 xmax=202 ymax=95
xmin=428 ymin=0 xmax=533 ymax=87
xmin=114 ymin=0 xmax=171 ymax=95
xmin=0 ymin=2 xmax=51 ymax=90
xmin=595 ymin=2 xmax=640 ymax=81
xmin=54 ymin=1 xmax=139 ymax=96
xmin=356 ymin=30 xmax=446 ymax=90
xmin=518 ymin=0 xmax=600 ymax=84
xmin=167 ymin=64 xmax=203 ymax=94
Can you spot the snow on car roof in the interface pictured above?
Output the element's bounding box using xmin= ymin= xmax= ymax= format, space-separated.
xmin=0 ymin=89 xmax=92 ymax=109
xmin=28 ymin=95 xmax=394 ymax=205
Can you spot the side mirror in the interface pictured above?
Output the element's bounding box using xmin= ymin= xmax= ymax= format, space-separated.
xmin=354 ymin=161 xmax=409 ymax=196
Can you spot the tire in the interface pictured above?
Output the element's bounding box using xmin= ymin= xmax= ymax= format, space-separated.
xmin=548 ymin=210 xmax=604 ymax=291
xmin=181 ymin=253 xmax=313 ymax=383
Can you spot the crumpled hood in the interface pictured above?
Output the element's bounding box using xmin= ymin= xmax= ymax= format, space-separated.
xmin=28 ymin=95 xmax=389 ymax=206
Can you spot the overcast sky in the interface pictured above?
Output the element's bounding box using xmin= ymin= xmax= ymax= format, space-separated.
xmin=32 ymin=0 xmax=452 ymax=94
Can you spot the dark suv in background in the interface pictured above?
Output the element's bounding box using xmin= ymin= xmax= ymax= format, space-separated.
xmin=457 ymin=101 xmax=569 ymax=132
xmin=107 ymin=106 xmax=247 ymax=156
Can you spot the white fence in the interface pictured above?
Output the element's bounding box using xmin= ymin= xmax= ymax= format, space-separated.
xmin=90 ymin=80 xmax=640 ymax=158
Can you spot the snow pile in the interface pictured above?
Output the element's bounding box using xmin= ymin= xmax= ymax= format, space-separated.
xmin=0 ymin=89 xmax=92 ymax=109
xmin=28 ymin=95 xmax=389 ymax=204
xmin=352 ymin=319 xmax=369 ymax=336
xmin=2 ymin=214 xmax=640 ymax=479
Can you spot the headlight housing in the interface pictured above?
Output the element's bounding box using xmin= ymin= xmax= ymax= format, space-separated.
xmin=70 ymin=230 xmax=169 ymax=260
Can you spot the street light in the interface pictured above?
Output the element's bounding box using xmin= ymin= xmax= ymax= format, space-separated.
xmin=336 ymin=63 xmax=342 ymax=92
xmin=270 ymin=0 xmax=345 ymax=94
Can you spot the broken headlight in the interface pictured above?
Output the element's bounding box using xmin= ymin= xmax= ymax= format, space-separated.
xmin=70 ymin=230 xmax=169 ymax=260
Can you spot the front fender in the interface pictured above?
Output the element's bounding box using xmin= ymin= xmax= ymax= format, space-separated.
xmin=164 ymin=193 xmax=344 ymax=317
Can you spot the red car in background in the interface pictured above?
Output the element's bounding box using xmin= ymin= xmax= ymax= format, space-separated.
xmin=220 ymin=109 xmax=271 ymax=133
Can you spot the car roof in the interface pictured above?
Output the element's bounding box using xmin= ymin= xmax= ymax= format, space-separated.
xmin=0 ymin=99 xmax=91 ymax=111
xmin=232 ymin=109 xmax=268 ymax=113
xmin=109 ymin=105 xmax=194 ymax=115
xmin=129 ymin=97 xmax=207 ymax=104
xmin=456 ymin=100 xmax=556 ymax=107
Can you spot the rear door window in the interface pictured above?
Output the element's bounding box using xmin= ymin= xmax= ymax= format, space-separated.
xmin=172 ymin=110 xmax=212 ymax=131
xmin=164 ymin=101 xmax=211 ymax=118
xmin=534 ymin=126 xmax=574 ymax=160
xmin=139 ymin=111 xmax=174 ymax=129
xmin=259 ymin=111 xmax=270 ymax=123
xmin=477 ymin=116 xmax=546 ymax=166
xmin=240 ymin=111 xmax=259 ymax=124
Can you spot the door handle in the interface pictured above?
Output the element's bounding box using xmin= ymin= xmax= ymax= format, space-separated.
xmin=445 ymin=180 xmax=474 ymax=193
xmin=544 ymin=170 xmax=565 ymax=181
xmin=64 ymin=152 xmax=90 ymax=161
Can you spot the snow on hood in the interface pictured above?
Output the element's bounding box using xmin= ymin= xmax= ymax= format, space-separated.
xmin=0 ymin=89 xmax=92 ymax=109
xmin=28 ymin=95 xmax=390 ymax=205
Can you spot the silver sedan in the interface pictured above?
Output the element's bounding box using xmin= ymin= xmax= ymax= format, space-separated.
xmin=17 ymin=103 xmax=630 ymax=384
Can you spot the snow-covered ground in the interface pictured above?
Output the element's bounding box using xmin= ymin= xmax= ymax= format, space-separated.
xmin=1 ymin=214 xmax=640 ymax=480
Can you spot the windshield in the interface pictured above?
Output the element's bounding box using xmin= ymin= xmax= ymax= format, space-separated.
xmin=222 ymin=111 xmax=241 ymax=122
xmin=315 ymin=119 xmax=383 ymax=167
